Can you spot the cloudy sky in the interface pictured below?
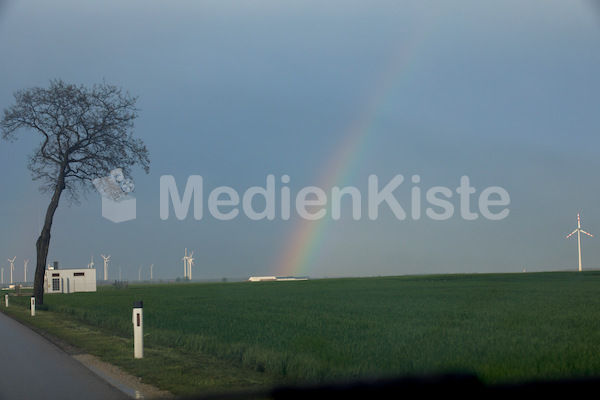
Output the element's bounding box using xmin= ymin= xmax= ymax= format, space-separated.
xmin=1 ymin=1 xmax=600 ymax=282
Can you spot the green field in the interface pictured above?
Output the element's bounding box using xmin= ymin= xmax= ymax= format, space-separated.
xmin=4 ymin=272 xmax=600 ymax=396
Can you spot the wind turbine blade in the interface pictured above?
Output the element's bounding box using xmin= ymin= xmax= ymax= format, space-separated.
xmin=581 ymin=230 xmax=594 ymax=237
xmin=566 ymin=229 xmax=578 ymax=238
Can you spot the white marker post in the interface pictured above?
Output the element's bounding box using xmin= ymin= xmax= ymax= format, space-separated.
xmin=30 ymin=296 xmax=35 ymax=316
xmin=132 ymin=301 xmax=143 ymax=358
xmin=5 ymin=294 xmax=8 ymax=307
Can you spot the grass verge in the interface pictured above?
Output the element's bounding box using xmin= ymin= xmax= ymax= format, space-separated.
xmin=1 ymin=295 xmax=285 ymax=397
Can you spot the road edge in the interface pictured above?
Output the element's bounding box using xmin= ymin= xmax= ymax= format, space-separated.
xmin=0 ymin=308 xmax=174 ymax=399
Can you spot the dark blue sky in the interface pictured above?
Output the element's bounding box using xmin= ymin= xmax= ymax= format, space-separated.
xmin=1 ymin=1 xmax=600 ymax=282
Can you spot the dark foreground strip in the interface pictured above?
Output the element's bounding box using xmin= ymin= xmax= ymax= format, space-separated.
xmin=187 ymin=374 xmax=600 ymax=399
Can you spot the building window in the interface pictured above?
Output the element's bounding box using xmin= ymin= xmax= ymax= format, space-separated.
xmin=52 ymin=278 xmax=60 ymax=291
xmin=74 ymin=272 xmax=84 ymax=277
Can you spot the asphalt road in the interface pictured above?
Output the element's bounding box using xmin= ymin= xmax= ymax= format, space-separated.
xmin=0 ymin=311 xmax=131 ymax=400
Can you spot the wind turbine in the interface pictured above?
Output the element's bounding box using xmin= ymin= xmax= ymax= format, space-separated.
xmin=187 ymin=251 xmax=194 ymax=280
xmin=8 ymin=257 xmax=15 ymax=284
xmin=23 ymin=259 xmax=28 ymax=283
xmin=138 ymin=265 xmax=143 ymax=281
xmin=150 ymin=264 xmax=153 ymax=280
xmin=566 ymin=213 xmax=594 ymax=271
xmin=101 ymin=254 xmax=110 ymax=281
xmin=88 ymin=255 xmax=94 ymax=269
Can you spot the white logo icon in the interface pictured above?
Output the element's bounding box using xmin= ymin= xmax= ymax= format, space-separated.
xmin=93 ymin=168 xmax=136 ymax=223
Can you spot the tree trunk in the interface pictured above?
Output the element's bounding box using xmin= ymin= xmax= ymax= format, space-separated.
xmin=33 ymin=169 xmax=66 ymax=305
xmin=33 ymin=229 xmax=50 ymax=305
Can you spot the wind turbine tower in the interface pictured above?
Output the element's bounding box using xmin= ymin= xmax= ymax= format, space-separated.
xmin=101 ymin=254 xmax=110 ymax=281
xmin=182 ymin=249 xmax=189 ymax=278
xmin=8 ymin=257 xmax=15 ymax=284
xmin=24 ymin=259 xmax=28 ymax=283
xmin=566 ymin=213 xmax=594 ymax=271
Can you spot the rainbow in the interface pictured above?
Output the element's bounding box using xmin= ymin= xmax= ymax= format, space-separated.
xmin=272 ymin=23 xmax=438 ymax=278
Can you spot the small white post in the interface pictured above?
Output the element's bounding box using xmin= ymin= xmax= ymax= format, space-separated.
xmin=30 ymin=296 xmax=35 ymax=316
xmin=132 ymin=301 xmax=143 ymax=358
xmin=5 ymin=294 xmax=8 ymax=307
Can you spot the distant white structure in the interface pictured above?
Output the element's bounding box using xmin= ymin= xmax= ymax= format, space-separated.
xmin=44 ymin=267 xmax=97 ymax=293
xmin=23 ymin=259 xmax=28 ymax=282
xmin=7 ymin=257 xmax=15 ymax=284
xmin=101 ymin=254 xmax=110 ymax=281
xmin=249 ymin=276 xmax=277 ymax=282
xmin=276 ymin=276 xmax=309 ymax=281
xmin=182 ymin=249 xmax=194 ymax=280
xmin=566 ymin=213 xmax=594 ymax=271
xmin=248 ymin=276 xmax=308 ymax=282
xmin=187 ymin=252 xmax=194 ymax=280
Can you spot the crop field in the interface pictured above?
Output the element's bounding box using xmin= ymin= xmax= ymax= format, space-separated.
xmin=5 ymin=272 xmax=600 ymax=396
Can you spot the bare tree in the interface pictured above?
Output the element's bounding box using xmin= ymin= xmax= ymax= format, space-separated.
xmin=1 ymin=79 xmax=150 ymax=304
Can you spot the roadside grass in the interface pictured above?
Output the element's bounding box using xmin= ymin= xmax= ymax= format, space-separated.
xmin=3 ymin=271 xmax=600 ymax=396
xmin=1 ymin=295 xmax=283 ymax=396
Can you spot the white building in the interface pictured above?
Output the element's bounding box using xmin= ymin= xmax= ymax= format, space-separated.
xmin=44 ymin=268 xmax=97 ymax=293
xmin=248 ymin=276 xmax=277 ymax=282
xmin=248 ymin=276 xmax=308 ymax=282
